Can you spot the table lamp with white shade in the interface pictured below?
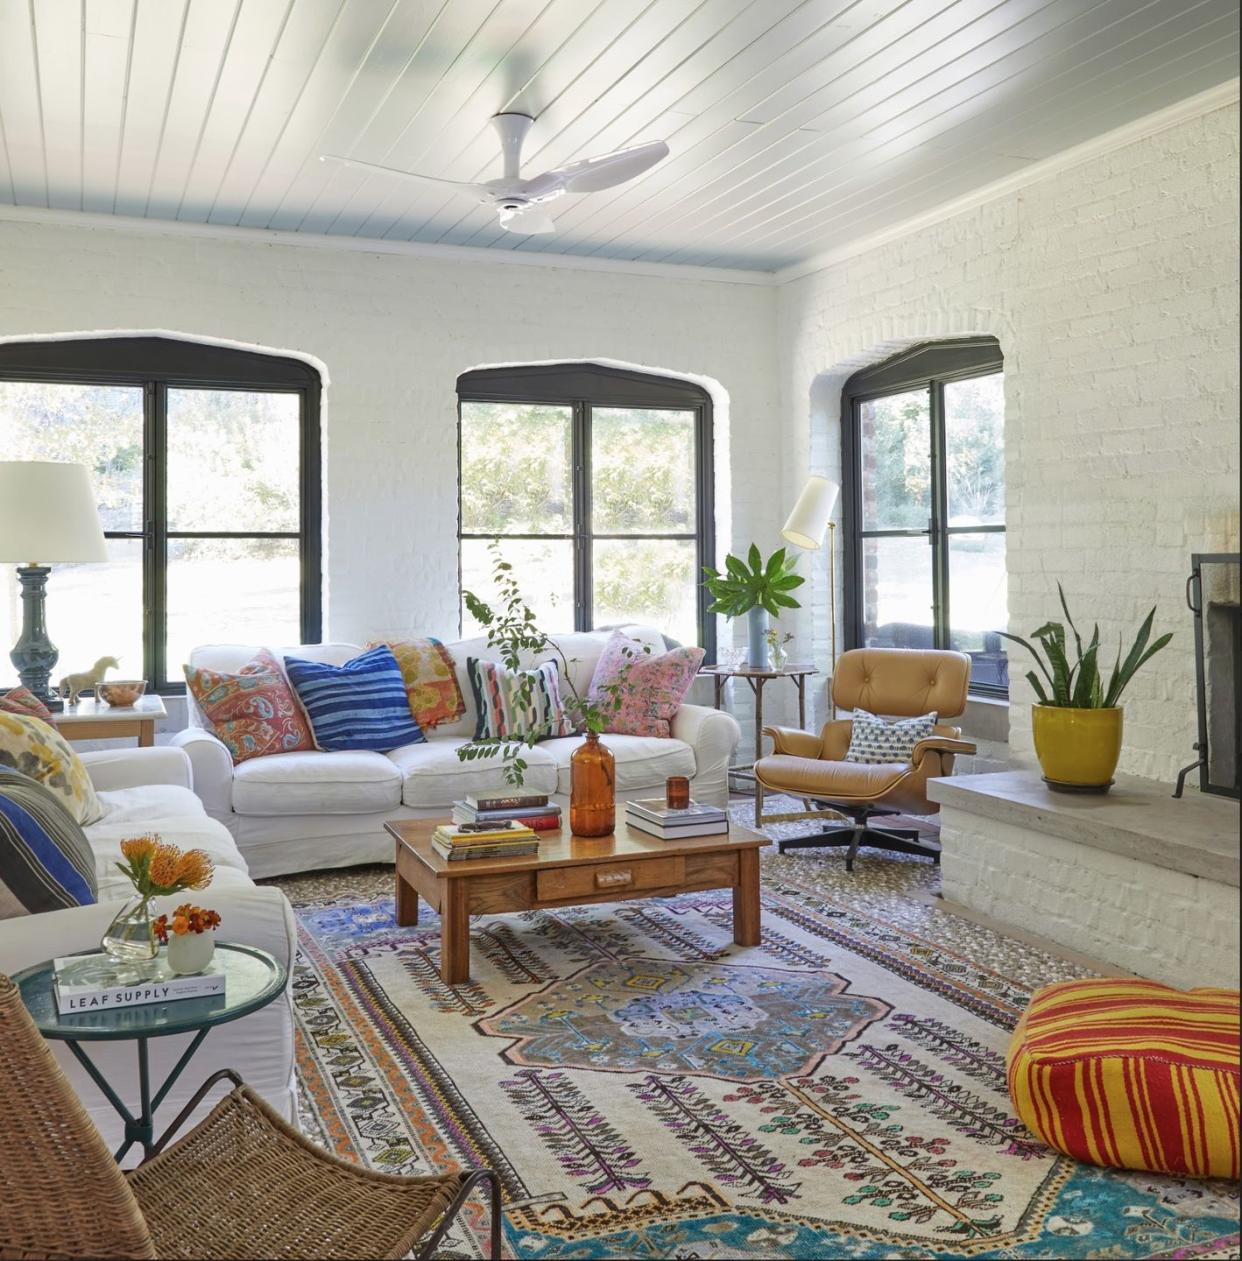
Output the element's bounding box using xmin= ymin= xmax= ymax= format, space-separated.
xmin=781 ymin=475 xmax=841 ymax=700
xmin=0 ymin=461 xmax=108 ymax=710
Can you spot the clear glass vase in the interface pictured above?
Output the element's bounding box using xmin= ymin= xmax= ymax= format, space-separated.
xmin=101 ymin=896 xmax=158 ymax=964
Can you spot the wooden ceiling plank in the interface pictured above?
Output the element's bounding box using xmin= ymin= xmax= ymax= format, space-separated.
xmin=82 ymin=0 xmax=136 ymax=215
xmin=0 ymin=0 xmax=50 ymax=205
xmin=725 ymin=22 xmax=1239 ymax=262
xmin=519 ymin=0 xmax=993 ymax=250
xmin=206 ymin=0 xmax=346 ymax=223
xmin=234 ymin=0 xmax=416 ymax=229
xmin=172 ymin=0 xmax=295 ymax=221
xmin=637 ymin=0 xmax=1194 ymax=259
xmin=312 ymin=0 xmax=596 ymax=239
xmin=113 ymin=0 xmax=187 ymax=216
xmin=142 ymin=0 xmax=241 ymax=218
xmin=258 ymin=0 xmax=511 ymax=233
xmin=32 ymin=0 xmax=83 ymax=210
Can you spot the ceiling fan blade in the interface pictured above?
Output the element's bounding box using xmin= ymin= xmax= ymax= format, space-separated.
xmin=319 ymin=154 xmax=485 ymax=198
xmin=545 ymin=140 xmax=669 ymax=194
xmin=496 ymin=204 xmax=556 ymax=235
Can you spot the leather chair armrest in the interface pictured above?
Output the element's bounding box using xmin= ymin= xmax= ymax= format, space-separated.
xmin=762 ymin=726 xmax=824 ymax=759
xmin=910 ymin=736 xmax=976 ymax=768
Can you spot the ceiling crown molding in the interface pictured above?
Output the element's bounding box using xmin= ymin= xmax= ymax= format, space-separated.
xmin=776 ymin=79 xmax=1240 ymax=285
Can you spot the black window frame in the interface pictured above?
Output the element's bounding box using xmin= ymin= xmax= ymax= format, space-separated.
xmin=0 ymin=336 xmax=322 ymax=694
xmin=841 ymin=337 xmax=1007 ymax=698
xmin=457 ymin=363 xmax=715 ymax=658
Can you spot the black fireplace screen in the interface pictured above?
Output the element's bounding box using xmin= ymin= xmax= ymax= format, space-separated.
xmin=1176 ymin=553 xmax=1241 ymax=799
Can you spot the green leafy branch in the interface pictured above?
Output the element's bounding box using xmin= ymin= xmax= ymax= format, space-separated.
xmin=998 ymin=582 xmax=1172 ymax=708
xmin=456 ymin=541 xmax=650 ymax=785
xmin=702 ymin=544 xmax=804 ymax=618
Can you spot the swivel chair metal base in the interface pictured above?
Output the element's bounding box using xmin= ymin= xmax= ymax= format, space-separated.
xmin=775 ymin=805 xmax=940 ymax=873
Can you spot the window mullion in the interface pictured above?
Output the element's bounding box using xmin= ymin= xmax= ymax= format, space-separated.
xmin=150 ymin=381 xmax=168 ymax=691
xmin=574 ymin=401 xmax=591 ymax=632
xmin=929 ymin=380 xmax=950 ymax=651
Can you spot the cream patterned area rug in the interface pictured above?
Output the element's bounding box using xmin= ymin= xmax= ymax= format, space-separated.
xmin=272 ymin=824 xmax=1239 ymax=1260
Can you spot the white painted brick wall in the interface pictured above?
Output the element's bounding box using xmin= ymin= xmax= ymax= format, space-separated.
xmin=778 ymin=102 xmax=1240 ymax=781
xmin=939 ymin=806 xmax=1240 ymax=989
xmin=0 ymin=225 xmax=777 ymax=692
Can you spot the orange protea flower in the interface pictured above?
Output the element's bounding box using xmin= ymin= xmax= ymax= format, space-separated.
xmin=174 ymin=849 xmax=214 ymax=891
xmin=147 ymin=843 xmax=184 ymax=890
xmin=120 ymin=835 xmax=158 ymax=864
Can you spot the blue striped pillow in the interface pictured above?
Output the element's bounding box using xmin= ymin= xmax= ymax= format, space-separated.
xmin=0 ymin=766 xmax=96 ymax=917
xmin=283 ymin=647 xmax=426 ymax=753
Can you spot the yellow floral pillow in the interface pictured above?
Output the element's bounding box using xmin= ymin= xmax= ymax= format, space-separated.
xmin=367 ymin=638 xmax=466 ymax=730
xmin=0 ymin=713 xmax=103 ymax=826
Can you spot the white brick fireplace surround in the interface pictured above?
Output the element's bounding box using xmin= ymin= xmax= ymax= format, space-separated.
xmin=930 ymin=771 xmax=1240 ymax=990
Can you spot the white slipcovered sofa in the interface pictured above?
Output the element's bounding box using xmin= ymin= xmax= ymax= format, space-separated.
xmin=175 ymin=626 xmax=741 ymax=879
xmin=0 ymin=746 xmax=297 ymax=1162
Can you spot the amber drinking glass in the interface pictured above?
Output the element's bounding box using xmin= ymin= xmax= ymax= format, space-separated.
xmin=570 ymin=731 xmax=615 ymax=837
xmin=666 ymin=776 xmax=690 ymax=810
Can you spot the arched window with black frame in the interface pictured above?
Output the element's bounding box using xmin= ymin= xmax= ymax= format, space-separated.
xmin=0 ymin=336 xmax=322 ymax=693
xmin=841 ymin=338 xmax=1008 ymax=696
xmin=457 ymin=363 xmax=715 ymax=657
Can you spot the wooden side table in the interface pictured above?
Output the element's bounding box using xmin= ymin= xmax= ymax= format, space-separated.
xmin=698 ymin=663 xmax=819 ymax=775
xmin=52 ymin=695 xmax=168 ymax=747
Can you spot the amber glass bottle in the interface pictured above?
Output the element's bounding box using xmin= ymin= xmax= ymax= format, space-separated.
xmin=569 ymin=731 xmax=615 ymax=837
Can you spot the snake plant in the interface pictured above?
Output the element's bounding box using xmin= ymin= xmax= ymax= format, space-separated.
xmin=998 ymin=583 xmax=1172 ymax=708
xmin=702 ymin=544 xmax=804 ymax=618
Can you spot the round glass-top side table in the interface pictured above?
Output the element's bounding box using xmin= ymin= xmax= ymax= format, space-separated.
xmin=14 ymin=943 xmax=287 ymax=1162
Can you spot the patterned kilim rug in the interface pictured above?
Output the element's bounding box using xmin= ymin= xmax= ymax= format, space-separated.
xmin=273 ymin=805 xmax=1239 ymax=1260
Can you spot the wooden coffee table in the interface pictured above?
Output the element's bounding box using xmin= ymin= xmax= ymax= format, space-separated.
xmin=387 ymin=817 xmax=770 ymax=983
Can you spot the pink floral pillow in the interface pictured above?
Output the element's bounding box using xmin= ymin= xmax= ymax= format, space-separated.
xmin=587 ymin=632 xmax=705 ymax=738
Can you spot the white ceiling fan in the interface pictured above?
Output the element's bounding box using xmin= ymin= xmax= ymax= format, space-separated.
xmin=321 ymin=113 xmax=669 ymax=235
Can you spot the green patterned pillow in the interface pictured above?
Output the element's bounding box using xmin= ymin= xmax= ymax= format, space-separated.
xmin=844 ymin=708 xmax=937 ymax=765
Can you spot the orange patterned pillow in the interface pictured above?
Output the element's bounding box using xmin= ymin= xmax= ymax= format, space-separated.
xmin=1008 ymin=978 xmax=1240 ymax=1179
xmin=0 ymin=686 xmax=53 ymax=720
xmin=367 ymin=638 xmax=465 ymax=730
xmin=184 ymin=649 xmax=315 ymax=764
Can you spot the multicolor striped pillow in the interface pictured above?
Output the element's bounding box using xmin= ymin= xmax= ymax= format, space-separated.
xmin=1007 ymin=978 xmax=1240 ymax=1179
xmin=0 ymin=767 xmax=96 ymax=918
xmin=468 ymin=658 xmax=573 ymax=742
xmin=283 ymin=647 xmax=426 ymax=752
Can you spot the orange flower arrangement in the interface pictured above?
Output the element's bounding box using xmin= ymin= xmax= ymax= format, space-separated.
xmin=154 ymin=904 xmax=221 ymax=945
xmin=115 ymin=834 xmax=215 ymax=899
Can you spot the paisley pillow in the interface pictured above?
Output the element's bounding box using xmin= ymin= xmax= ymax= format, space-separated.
xmin=0 ymin=712 xmax=103 ymax=825
xmin=587 ymin=631 xmax=704 ymax=738
xmin=184 ymin=649 xmax=316 ymax=765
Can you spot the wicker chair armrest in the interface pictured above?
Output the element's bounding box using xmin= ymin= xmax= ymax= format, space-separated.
xmin=762 ymin=726 xmax=824 ymax=759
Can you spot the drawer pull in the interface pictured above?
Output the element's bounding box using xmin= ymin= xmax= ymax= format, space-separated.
xmin=596 ymin=868 xmax=633 ymax=889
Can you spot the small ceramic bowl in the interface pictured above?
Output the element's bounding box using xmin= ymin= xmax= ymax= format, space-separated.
xmin=97 ymin=680 xmax=146 ymax=707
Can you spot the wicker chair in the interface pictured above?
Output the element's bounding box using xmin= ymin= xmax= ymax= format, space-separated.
xmin=0 ymin=976 xmax=502 ymax=1260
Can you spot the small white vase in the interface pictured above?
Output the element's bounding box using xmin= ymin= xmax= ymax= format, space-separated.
xmin=166 ymin=930 xmax=215 ymax=976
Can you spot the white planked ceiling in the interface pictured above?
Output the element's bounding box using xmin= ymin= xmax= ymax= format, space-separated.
xmin=0 ymin=0 xmax=1236 ymax=272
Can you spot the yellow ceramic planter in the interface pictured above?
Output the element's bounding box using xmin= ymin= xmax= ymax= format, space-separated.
xmin=1031 ymin=705 xmax=1123 ymax=790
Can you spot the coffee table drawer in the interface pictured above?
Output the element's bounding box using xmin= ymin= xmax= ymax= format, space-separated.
xmin=537 ymin=855 xmax=685 ymax=901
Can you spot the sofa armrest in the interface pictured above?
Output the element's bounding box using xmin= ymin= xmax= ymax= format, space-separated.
xmin=762 ymin=726 xmax=824 ymax=759
xmin=672 ymin=704 xmax=741 ymax=809
xmin=171 ymin=727 xmax=235 ymax=821
xmin=0 ymin=886 xmax=296 ymax=974
xmin=80 ymin=746 xmax=192 ymax=792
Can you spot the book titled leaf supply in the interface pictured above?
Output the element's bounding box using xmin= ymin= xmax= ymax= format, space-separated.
xmin=53 ymin=955 xmax=225 ymax=1014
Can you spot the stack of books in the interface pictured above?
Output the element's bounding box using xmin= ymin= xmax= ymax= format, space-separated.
xmin=53 ymin=954 xmax=226 ymax=1014
xmin=431 ymin=818 xmax=540 ymax=862
xmin=452 ymin=792 xmax=562 ymax=831
xmin=624 ymin=798 xmax=729 ymax=841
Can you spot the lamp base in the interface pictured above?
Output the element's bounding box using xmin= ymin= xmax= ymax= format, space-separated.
xmin=10 ymin=564 xmax=60 ymax=709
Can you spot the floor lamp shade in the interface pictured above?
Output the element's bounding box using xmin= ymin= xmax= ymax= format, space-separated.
xmin=0 ymin=462 xmax=108 ymax=564
xmin=0 ymin=461 xmax=108 ymax=706
xmin=781 ymin=475 xmax=839 ymax=550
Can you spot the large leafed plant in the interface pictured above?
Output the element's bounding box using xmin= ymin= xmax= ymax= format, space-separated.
xmin=998 ymin=583 xmax=1172 ymax=709
xmin=702 ymin=544 xmax=804 ymax=618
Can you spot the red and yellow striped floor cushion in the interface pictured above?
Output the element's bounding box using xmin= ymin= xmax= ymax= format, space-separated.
xmin=1007 ymin=978 xmax=1240 ymax=1179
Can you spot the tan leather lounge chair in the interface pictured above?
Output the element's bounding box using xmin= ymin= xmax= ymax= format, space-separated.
xmin=754 ymin=647 xmax=976 ymax=871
